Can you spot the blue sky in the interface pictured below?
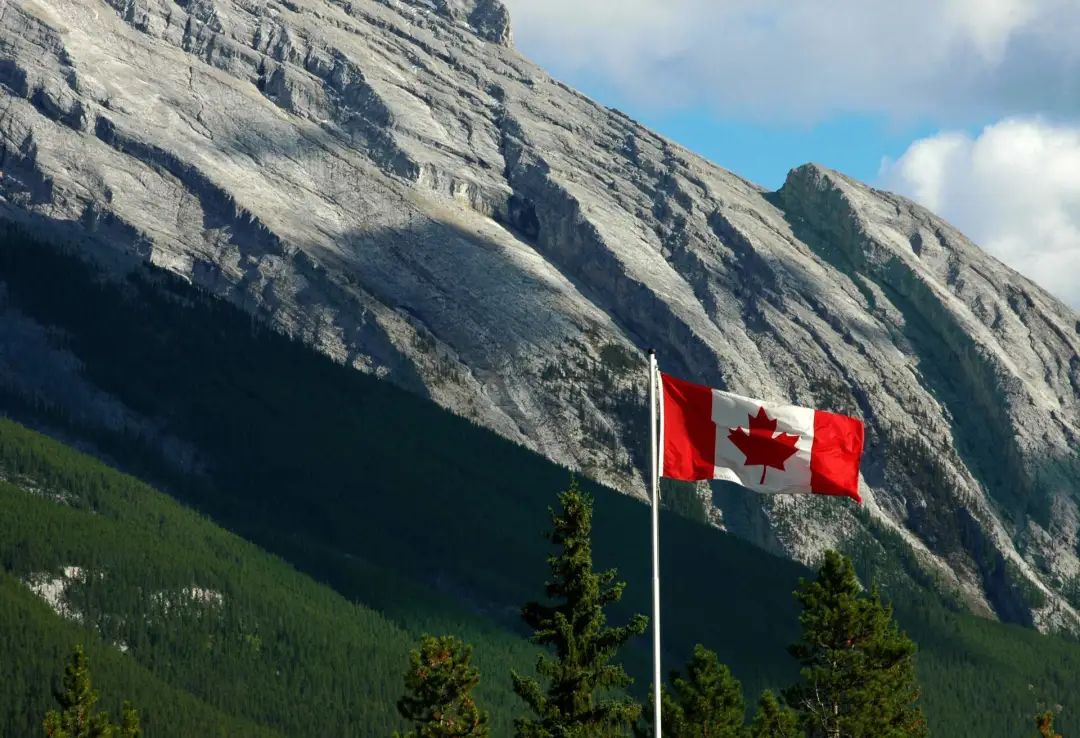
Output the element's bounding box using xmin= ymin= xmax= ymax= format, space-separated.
xmin=571 ymin=83 xmax=944 ymax=190
xmin=635 ymin=112 xmax=937 ymax=191
xmin=502 ymin=0 xmax=1080 ymax=306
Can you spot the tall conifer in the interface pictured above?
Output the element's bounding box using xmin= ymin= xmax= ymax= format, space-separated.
xmin=512 ymin=481 xmax=648 ymax=737
xmin=784 ymin=551 xmax=927 ymax=738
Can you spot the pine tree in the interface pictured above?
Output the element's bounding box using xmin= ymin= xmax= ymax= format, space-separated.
xmin=648 ymin=644 xmax=745 ymax=738
xmin=512 ymin=481 xmax=648 ymax=737
xmin=1035 ymin=710 xmax=1062 ymax=738
xmin=42 ymin=645 xmax=119 ymax=738
xmin=748 ymin=691 xmax=802 ymax=738
xmin=784 ymin=551 xmax=927 ymax=738
xmin=395 ymin=635 xmax=489 ymax=738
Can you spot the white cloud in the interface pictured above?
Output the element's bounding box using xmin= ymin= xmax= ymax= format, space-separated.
xmin=880 ymin=119 xmax=1080 ymax=307
xmin=502 ymin=0 xmax=1080 ymax=123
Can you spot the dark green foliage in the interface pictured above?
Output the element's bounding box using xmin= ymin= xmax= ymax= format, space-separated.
xmin=0 ymin=227 xmax=1079 ymax=736
xmin=747 ymin=691 xmax=801 ymax=738
xmin=116 ymin=704 xmax=140 ymax=738
xmin=513 ymin=483 xmax=648 ymax=737
xmin=395 ymin=635 xmax=489 ymax=738
xmin=785 ymin=552 xmax=927 ymax=738
xmin=658 ymin=645 xmax=746 ymax=738
xmin=40 ymin=647 xmax=143 ymax=738
xmin=0 ymin=417 xmax=533 ymax=737
xmin=0 ymin=570 xmax=278 ymax=738
xmin=846 ymin=512 xmax=1080 ymax=737
xmin=43 ymin=645 xmax=117 ymax=738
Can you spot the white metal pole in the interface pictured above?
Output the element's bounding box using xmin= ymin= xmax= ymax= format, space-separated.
xmin=648 ymin=349 xmax=662 ymax=738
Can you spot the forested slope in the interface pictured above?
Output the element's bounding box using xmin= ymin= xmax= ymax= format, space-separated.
xmin=0 ymin=417 xmax=541 ymax=736
xmin=0 ymin=230 xmax=1079 ymax=736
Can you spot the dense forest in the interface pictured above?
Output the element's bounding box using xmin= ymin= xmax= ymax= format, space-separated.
xmin=0 ymin=226 xmax=1079 ymax=735
xmin=0 ymin=416 xmax=541 ymax=735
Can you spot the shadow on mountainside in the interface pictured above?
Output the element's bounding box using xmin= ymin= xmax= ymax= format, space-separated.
xmin=0 ymin=220 xmax=804 ymax=696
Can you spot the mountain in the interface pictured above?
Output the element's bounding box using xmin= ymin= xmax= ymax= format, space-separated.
xmin=1 ymin=0 xmax=1078 ymax=631
xmin=1 ymin=247 xmax=1080 ymax=736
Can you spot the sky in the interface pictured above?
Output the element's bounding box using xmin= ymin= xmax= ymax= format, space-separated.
xmin=501 ymin=0 xmax=1080 ymax=308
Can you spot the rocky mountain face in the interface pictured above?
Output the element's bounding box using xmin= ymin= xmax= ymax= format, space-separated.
xmin=1 ymin=0 xmax=1078 ymax=630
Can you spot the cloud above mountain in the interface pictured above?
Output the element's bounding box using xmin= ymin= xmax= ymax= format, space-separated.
xmin=503 ymin=0 xmax=1080 ymax=124
xmin=880 ymin=119 xmax=1080 ymax=308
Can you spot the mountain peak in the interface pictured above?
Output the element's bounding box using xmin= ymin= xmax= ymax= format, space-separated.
xmin=429 ymin=0 xmax=514 ymax=46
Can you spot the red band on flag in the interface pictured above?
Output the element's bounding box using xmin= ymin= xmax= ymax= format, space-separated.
xmin=660 ymin=372 xmax=716 ymax=482
xmin=810 ymin=410 xmax=864 ymax=502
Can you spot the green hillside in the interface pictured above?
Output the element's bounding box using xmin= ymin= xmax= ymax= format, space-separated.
xmin=1 ymin=226 xmax=1079 ymax=736
xmin=0 ymin=571 xmax=280 ymax=738
xmin=0 ymin=416 xmax=542 ymax=736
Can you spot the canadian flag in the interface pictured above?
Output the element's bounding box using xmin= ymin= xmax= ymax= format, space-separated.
xmin=660 ymin=372 xmax=865 ymax=503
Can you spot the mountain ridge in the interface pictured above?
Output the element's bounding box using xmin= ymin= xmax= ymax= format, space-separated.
xmin=0 ymin=0 xmax=1078 ymax=630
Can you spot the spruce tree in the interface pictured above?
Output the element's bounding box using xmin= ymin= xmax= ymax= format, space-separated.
xmin=650 ymin=644 xmax=745 ymax=738
xmin=395 ymin=635 xmax=489 ymax=738
xmin=43 ymin=645 xmax=138 ymax=738
xmin=512 ymin=481 xmax=648 ymax=737
xmin=748 ymin=691 xmax=802 ymax=738
xmin=784 ymin=551 xmax=927 ymax=738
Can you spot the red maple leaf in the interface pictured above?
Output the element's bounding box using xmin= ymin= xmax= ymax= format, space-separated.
xmin=727 ymin=407 xmax=800 ymax=484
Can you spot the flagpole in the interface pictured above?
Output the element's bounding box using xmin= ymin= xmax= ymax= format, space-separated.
xmin=648 ymin=349 xmax=662 ymax=738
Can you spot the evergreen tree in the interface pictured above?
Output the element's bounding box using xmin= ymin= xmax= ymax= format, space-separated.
xmin=42 ymin=645 xmax=116 ymax=738
xmin=748 ymin=691 xmax=802 ymax=738
xmin=512 ymin=481 xmax=648 ymax=737
xmin=784 ymin=551 xmax=927 ymax=738
xmin=649 ymin=645 xmax=745 ymax=738
xmin=117 ymin=704 xmax=141 ymax=738
xmin=1035 ymin=710 xmax=1062 ymax=738
xmin=395 ymin=635 xmax=489 ymax=738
